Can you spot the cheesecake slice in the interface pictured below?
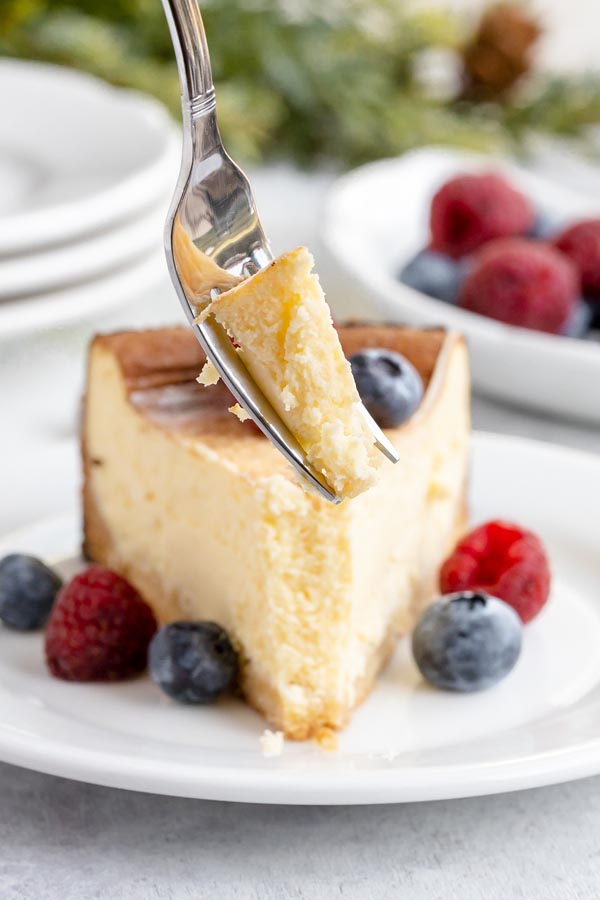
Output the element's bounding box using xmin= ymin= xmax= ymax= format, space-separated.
xmin=198 ymin=247 xmax=380 ymax=498
xmin=82 ymin=324 xmax=470 ymax=740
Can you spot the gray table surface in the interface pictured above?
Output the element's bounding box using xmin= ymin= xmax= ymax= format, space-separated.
xmin=1 ymin=165 xmax=599 ymax=899
xmin=2 ymin=760 xmax=600 ymax=899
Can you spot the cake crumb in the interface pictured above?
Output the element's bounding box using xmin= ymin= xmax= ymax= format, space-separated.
xmin=259 ymin=729 xmax=284 ymax=758
xmin=197 ymin=359 xmax=220 ymax=386
xmin=280 ymin=385 xmax=297 ymax=412
xmin=314 ymin=726 xmax=339 ymax=753
xmin=229 ymin=402 xmax=250 ymax=422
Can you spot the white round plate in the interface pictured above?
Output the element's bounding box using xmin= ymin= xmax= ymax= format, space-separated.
xmin=0 ymin=59 xmax=179 ymax=255
xmin=0 ymin=201 xmax=167 ymax=299
xmin=0 ymin=248 xmax=168 ymax=340
xmin=0 ymin=433 xmax=599 ymax=804
xmin=321 ymin=147 xmax=600 ymax=424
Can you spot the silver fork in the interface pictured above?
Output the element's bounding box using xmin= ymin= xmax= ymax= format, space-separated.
xmin=160 ymin=0 xmax=399 ymax=503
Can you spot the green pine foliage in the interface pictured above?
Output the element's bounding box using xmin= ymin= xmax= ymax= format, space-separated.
xmin=1 ymin=0 xmax=599 ymax=165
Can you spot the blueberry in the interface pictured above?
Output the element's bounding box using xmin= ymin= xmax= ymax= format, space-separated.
xmin=528 ymin=210 xmax=562 ymax=240
xmin=585 ymin=298 xmax=600 ymax=331
xmin=412 ymin=591 xmax=522 ymax=692
xmin=350 ymin=348 xmax=423 ymax=428
xmin=148 ymin=621 xmax=238 ymax=704
xmin=399 ymin=249 xmax=465 ymax=304
xmin=562 ymin=299 xmax=592 ymax=338
xmin=0 ymin=554 xmax=62 ymax=631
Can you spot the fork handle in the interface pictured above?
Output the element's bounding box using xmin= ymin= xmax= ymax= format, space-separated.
xmin=161 ymin=0 xmax=215 ymax=116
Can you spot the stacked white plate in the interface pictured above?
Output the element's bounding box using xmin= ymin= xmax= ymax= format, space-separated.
xmin=0 ymin=58 xmax=180 ymax=339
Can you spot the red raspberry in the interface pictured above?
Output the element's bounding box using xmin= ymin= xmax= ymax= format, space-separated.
xmin=430 ymin=172 xmax=534 ymax=259
xmin=459 ymin=238 xmax=577 ymax=333
xmin=45 ymin=566 xmax=157 ymax=681
xmin=440 ymin=520 xmax=551 ymax=623
xmin=553 ymin=219 xmax=600 ymax=300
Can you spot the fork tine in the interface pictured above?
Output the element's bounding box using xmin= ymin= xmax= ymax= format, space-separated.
xmin=361 ymin=408 xmax=401 ymax=463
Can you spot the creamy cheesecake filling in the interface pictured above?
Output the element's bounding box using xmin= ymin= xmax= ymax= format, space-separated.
xmin=83 ymin=326 xmax=470 ymax=739
xmin=85 ymin=349 xmax=259 ymax=630
xmin=86 ymin=349 xmax=357 ymax=728
xmin=198 ymin=247 xmax=381 ymax=498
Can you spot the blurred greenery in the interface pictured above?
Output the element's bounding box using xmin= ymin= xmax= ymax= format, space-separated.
xmin=1 ymin=0 xmax=600 ymax=165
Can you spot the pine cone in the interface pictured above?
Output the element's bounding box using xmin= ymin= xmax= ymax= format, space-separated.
xmin=461 ymin=2 xmax=542 ymax=101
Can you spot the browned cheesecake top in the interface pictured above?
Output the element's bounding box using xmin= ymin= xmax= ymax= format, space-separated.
xmin=97 ymin=324 xmax=446 ymax=392
xmin=90 ymin=324 xmax=450 ymax=475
